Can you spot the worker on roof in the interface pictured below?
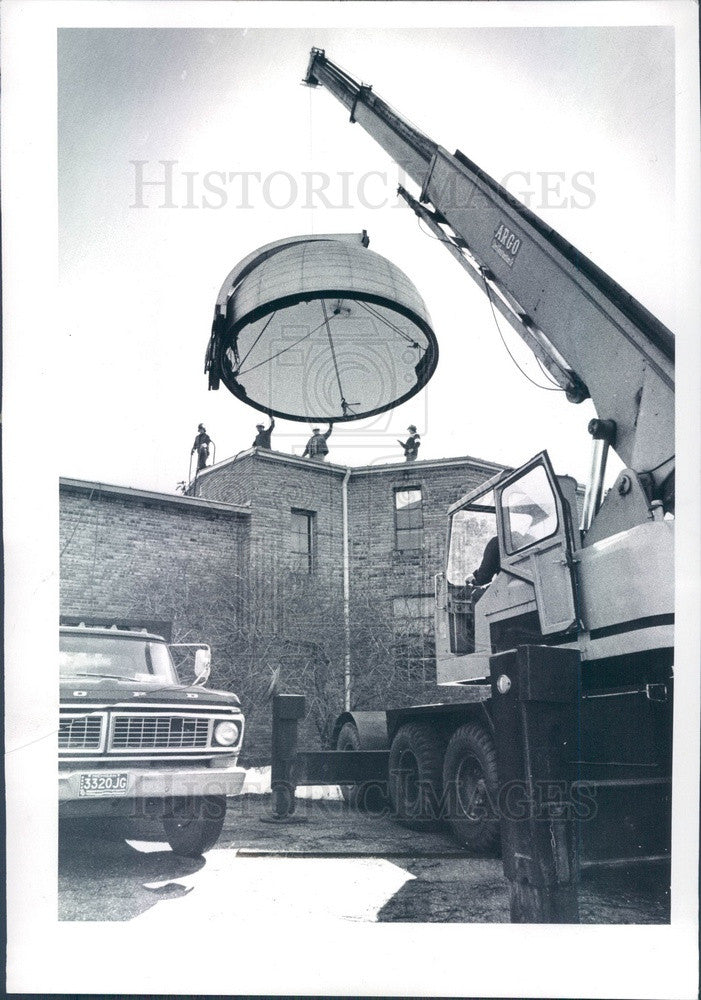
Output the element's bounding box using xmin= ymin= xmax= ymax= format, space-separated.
xmin=191 ymin=424 xmax=212 ymax=472
xmin=252 ymin=415 xmax=275 ymax=450
xmin=303 ymin=423 xmax=333 ymax=461
xmin=398 ymin=425 xmax=421 ymax=462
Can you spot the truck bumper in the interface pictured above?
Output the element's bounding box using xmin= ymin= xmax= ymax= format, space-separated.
xmin=58 ymin=762 xmax=246 ymax=818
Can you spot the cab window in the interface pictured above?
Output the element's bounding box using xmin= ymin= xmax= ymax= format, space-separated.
xmin=447 ymin=492 xmax=496 ymax=586
xmin=501 ymin=465 xmax=558 ymax=554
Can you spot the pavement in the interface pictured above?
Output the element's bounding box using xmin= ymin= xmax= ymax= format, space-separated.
xmin=59 ymin=793 xmax=670 ymax=924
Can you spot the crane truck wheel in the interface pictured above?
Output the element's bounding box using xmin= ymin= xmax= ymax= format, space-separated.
xmin=388 ymin=723 xmax=445 ymax=830
xmin=336 ymin=721 xmax=362 ymax=808
xmin=162 ymin=794 xmax=227 ymax=857
xmin=442 ymin=724 xmax=500 ymax=853
xmin=336 ymin=721 xmax=387 ymax=812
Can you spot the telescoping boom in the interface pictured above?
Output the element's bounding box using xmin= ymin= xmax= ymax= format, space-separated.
xmin=304 ymin=48 xmax=674 ymax=506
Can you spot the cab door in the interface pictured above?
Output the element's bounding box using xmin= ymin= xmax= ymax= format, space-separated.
xmin=495 ymin=451 xmax=580 ymax=635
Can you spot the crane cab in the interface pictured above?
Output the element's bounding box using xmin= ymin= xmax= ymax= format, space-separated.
xmin=436 ymin=451 xmax=580 ymax=684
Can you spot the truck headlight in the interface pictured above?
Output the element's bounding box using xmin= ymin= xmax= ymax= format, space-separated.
xmin=213 ymin=720 xmax=241 ymax=746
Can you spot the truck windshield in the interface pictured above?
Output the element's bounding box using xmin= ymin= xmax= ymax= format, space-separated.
xmin=59 ymin=634 xmax=177 ymax=684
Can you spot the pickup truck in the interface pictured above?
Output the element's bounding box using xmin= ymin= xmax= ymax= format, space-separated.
xmin=59 ymin=624 xmax=245 ymax=856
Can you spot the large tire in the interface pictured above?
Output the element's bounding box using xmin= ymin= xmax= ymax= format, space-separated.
xmin=388 ymin=723 xmax=445 ymax=830
xmin=162 ymin=795 xmax=227 ymax=857
xmin=442 ymin=723 xmax=500 ymax=852
xmin=336 ymin=721 xmax=362 ymax=807
xmin=336 ymin=721 xmax=388 ymax=813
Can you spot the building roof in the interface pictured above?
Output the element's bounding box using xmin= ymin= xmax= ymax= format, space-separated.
xmin=59 ymin=477 xmax=251 ymax=517
xmin=191 ymin=446 xmax=510 ymax=483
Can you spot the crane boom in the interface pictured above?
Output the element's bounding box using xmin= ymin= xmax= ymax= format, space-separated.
xmin=304 ymin=48 xmax=675 ymax=500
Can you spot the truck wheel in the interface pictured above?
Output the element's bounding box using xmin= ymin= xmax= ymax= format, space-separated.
xmin=336 ymin=722 xmax=387 ymax=812
xmin=442 ymin=724 xmax=500 ymax=852
xmin=336 ymin=721 xmax=361 ymax=807
xmin=388 ymin=723 xmax=444 ymax=829
xmin=162 ymin=795 xmax=227 ymax=857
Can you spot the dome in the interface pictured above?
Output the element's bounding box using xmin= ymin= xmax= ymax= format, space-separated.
xmin=205 ymin=233 xmax=438 ymax=422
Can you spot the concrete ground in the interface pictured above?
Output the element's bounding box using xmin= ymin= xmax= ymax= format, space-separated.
xmin=59 ymin=793 xmax=670 ymax=924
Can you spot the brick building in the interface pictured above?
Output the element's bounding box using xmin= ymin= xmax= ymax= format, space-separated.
xmin=60 ymin=449 xmax=510 ymax=761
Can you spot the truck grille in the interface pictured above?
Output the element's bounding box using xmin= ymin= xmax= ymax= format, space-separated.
xmin=59 ymin=713 xmax=106 ymax=751
xmin=109 ymin=713 xmax=211 ymax=751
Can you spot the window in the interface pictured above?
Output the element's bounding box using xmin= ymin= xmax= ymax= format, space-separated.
xmin=290 ymin=509 xmax=315 ymax=573
xmin=501 ymin=465 xmax=558 ymax=555
xmin=394 ymin=487 xmax=423 ymax=550
xmin=447 ymin=503 xmax=497 ymax=587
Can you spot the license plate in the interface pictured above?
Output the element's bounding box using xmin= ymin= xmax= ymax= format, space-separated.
xmin=79 ymin=772 xmax=129 ymax=797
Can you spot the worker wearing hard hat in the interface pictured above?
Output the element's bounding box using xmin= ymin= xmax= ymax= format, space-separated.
xmin=303 ymin=423 xmax=333 ymax=461
xmin=252 ymin=416 xmax=275 ymax=449
xmin=192 ymin=424 xmax=212 ymax=472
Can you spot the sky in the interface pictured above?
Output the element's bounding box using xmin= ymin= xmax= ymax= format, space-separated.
xmin=57 ymin=23 xmax=676 ymax=494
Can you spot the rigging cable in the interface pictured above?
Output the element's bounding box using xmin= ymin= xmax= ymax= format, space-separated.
xmin=236 ymin=313 xmax=338 ymax=378
xmin=321 ymin=298 xmax=349 ymax=414
xmin=357 ymin=299 xmax=423 ymax=348
xmin=236 ymin=310 xmax=277 ymax=370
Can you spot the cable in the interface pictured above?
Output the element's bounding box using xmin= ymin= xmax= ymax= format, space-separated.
xmin=357 ymin=300 xmax=424 ymax=348
xmin=646 ymin=454 xmax=675 ymax=474
xmin=415 ymin=214 xmax=566 ymax=393
xmin=481 ymin=270 xmax=563 ymax=392
xmin=236 ymin=313 xmax=337 ymax=377
xmin=535 ymin=354 xmax=563 ymax=388
xmin=237 ymin=310 xmax=277 ymax=369
xmin=60 ymin=488 xmax=95 ymax=557
xmin=417 ymin=215 xmax=458 ymax=245
xmin=321 ymin=298 xmax=347 ymax=413
xmin=308 ymin=83 xmax=315 ymax=236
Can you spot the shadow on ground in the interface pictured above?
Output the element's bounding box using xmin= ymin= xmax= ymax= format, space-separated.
xmin=59 ymin=797 xmax=671 ymax=924
xmin=59 ymin=820 xmax=205 ymax=921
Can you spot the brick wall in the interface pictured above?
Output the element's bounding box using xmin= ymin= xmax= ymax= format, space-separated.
xmin=60 ymin=454 xmax=583 ymax=764
xmin=194 ymin=450 xmax=508 ymax=717
xmin=59 ymin=480 xmax=271 ymax=765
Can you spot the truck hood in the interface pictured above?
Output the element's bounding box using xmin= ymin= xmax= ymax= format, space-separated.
xmin=59 ymin=677 xmax=241 ymax=709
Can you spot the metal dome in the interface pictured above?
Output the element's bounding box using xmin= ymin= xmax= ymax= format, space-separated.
xmin=205 ymin=232 xmax=438 ymax=422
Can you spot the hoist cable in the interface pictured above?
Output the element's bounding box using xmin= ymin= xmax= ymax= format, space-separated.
xmin=481 ymin=271 xmax=563 ymax=392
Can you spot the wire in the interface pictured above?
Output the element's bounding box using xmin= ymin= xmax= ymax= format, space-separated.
xmin=321 ymin=298 xmax=347 ymax=413
xmin=535 ymin=354 xmax=563 ymax=388
xmin=415 ymin=214 xmax=566 ymax=393
xmin=357 ymin=300 xmax=423 ymax=348
xmin=236 ymin=313 xmax=337 ymax=378
xmin=416 ymin=215 xmax=458 ymax=245
xmin=236 ymin=310 xmax=277 ymax=370
xmin=481 ymin=270 xmax=563 ymax=392
xmin=60 ymin=488 xmax=95 ymax=557
xmin=646 ymin=454 xmax=675 ymax=474
xmin=308 ymin=83 xmax=315 ymax=236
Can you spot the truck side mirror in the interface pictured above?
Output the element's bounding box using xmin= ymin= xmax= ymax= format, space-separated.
xmin=194 ymin=647 xmax=211 ymax=686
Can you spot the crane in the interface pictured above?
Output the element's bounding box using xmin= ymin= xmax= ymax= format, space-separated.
xmin=304 ymin=47 xmax=674 ymax=507
xmin=296 ymin=47 xmax=675 ymax=922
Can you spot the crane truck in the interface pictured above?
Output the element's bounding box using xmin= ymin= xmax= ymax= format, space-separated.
xmin=273 ymin=48 xmax=675 ymax=922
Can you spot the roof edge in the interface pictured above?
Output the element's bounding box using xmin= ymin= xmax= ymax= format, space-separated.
xmin=59 ymin=477 xmax=251 ymax=516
